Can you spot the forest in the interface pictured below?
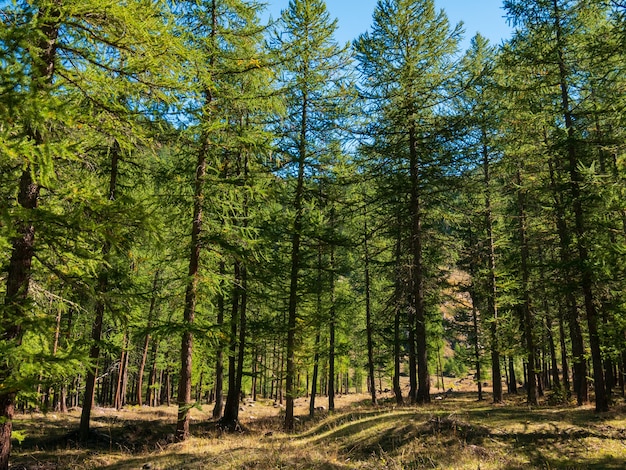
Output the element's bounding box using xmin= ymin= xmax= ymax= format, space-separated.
xmin=1 ymin=0 xmax=626 ymax=468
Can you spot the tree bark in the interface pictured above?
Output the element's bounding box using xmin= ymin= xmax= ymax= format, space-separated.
xmin=408 ymin=121 xmax=429 ymax=405
xmin=552 ymin=0 xmax=606 ymax=412
xmin=1 ymin=5 xmax=59 ymax=467
xmin=363 ymin=206 xmax=377 ymax=405
xmin=285 ymin=88 xmax=307 ymax=432
xmin=80 ymin=139 xmax=120 ymax=441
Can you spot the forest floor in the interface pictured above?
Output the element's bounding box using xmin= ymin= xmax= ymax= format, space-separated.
xmin=10 ymin=385 xmax=626 ymax=469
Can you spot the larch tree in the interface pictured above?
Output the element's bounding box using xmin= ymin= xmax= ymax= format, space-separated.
xmin=503 ymin=0 xmax=617 ymax=412
xmin=0 ymin=0 xmax=181 ymax=462
xmin=270 ymin=0 xmax=353 ymax=431
xmin=355 ymin=0 xmax=463 ymax=404
xmin=174 ymin=0 xmax=277 ymax=436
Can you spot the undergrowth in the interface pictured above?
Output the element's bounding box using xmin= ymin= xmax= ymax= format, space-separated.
xmin=10 ymin=393 xmax=626 ymax=469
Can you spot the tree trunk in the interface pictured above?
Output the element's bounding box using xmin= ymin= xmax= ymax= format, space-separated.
xmin=114 ymin=333 xmax=128 ymax=410
xmin=546 ymin=316 xmax=561 ymax=392
xmin=408 ymin=121 xmax=429 ymax=405
xmin=285 ymin=89 xmax=307 ymax=432
xmin=221 ymin=262 xmax=242 ymax=428
xmin=328 ymin=232 xmax=336 ymax=412
xmin=515 ymin=169 xmax=538 ymax=406
xmin=0 ymin=169 xmax=40 ymax=468
xmin=552 ymin=0 xmax=606 ymax=412
xmin=146 ymin=341 xmax=159 ymax=407
xmin=310 ymin=243 xmax=324 ymax=417
xmin=221 ymin=144 xmax=250 ymax=429
xmin=469 ymin=288 xmax=483 ymax=401
xmin=363 ymin=206 xmax=377 ymax=405
xmin=558 ymin=303 xmax=571 ymax=395
xmin=176 ymin=132 xmax=207 ymax=440
xmin=1 ymin=7 xmax=59 ymax=467
xmin=548 ymin=158 xmax=587 ymax=404
xmin=392 ymin=220 xmax=404 ymax=405
xmin=212 ymin=260 xmax=226 ymax=419
xmin=482 ymin=138 xmax=502 ymax=404
xmin=80 ymin=139 xmax=120 ymax=441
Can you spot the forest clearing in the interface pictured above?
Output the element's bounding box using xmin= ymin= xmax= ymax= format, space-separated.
xmin=10 ymin=390 xmax=626 ymax=469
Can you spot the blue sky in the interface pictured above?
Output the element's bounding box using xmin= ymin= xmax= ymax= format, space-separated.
xmin=264 ymin=0 xmax=513 ymax=48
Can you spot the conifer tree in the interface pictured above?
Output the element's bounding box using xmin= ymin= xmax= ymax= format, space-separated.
xmin=1 ymin=0 xmax=181 ymax=462
xmin=173 ymin=0 xmax=277 ymax=435
xmin=503 ymin=0 xmax=616 ymax=412
xmin=355 ymin=0 xmax=462 ymax=404
xmin=270 ymin=0 xmax=353 ymax=431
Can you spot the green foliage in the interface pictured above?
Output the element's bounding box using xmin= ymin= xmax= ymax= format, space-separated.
xmin=0 ymin=2 xmax=625 ymax=461
xmin=10 ymin=429 xmax=27 ymax=445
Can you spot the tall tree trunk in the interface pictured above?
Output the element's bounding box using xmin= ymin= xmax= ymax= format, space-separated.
xmin=1 ymin=172 xmax=41 ymax=468
xmin=482 ymin=137 xmax=502 ymax=404
xmin=552 ymin=0 xmax=606 ymax=412
xmin=176 ymin=0 xmax=218 ymax=438
xmin=392 ymin=217 xmax=404 ymax=405
xmin=176 ymin=132 xmax=207 ymax=440
xmin=220 ymin=143 xmax=250 ymax=429
xmin=310 ymin=244 xmax=324 ymax=417
xmin=285 ymin=89 xmax=307 ymax=432
xmin=1 ymin=6 xmax=58 ymax=466
xmin=236 ymin=266 xmax=247 ymax=404
xmin=221 ymin=262 xmax=242 ymax=428
xmin=515 ymin=169 xmax=538 ymax=406
xmin=408 ymin=122 xmax=429 ymax=405
xmin=80 ymin=139 xmax=120 ymax=441
xmin=363 ymin=206 xmax=377 ymax=405
xmin=328 ymin=235 xmax=336 ymax=412
xmin=548 ymin=158 xmax=587 ymax=404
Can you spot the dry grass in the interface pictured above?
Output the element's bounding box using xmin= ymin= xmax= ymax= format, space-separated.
xmin=10 ymin=391 xmax=626 ymax=469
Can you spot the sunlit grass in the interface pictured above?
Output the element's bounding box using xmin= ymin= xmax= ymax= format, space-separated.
xmin=11 ymin=393 xmax=626 ymax=469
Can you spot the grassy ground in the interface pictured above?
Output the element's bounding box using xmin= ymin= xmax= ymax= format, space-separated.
xmin=10 ymin=391 xmax=626 ymax=469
